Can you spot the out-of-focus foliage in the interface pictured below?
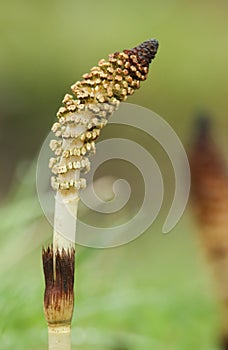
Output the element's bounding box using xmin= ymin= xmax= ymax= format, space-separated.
xmin=0 ymin=0 xmax=227 ymax=349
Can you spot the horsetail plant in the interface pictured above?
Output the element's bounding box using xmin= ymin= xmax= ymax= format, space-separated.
xmin=42 ymin=38 xmax=159 ymax=350
xmin=190 ymin=116 xmax=228 ymax=349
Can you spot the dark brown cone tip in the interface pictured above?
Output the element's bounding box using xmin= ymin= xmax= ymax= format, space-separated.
xmin=124 ymin=39 xmax=159 ymax=66
xmin=42 ymin=246 xmax=75 ymax=326
xmin=195 ymin=113 xmax=211 ymax=138
xmin=192 ymin=113 xmax=212 ymax=149
xmin=190 ymin=115 xmax=227 ymax=181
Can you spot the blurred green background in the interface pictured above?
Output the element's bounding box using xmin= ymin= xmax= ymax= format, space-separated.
xmin=0 ymin=0 xmax=228 ymax=349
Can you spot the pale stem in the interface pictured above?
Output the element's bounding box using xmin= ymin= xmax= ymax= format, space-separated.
xmin=53 ymin=191 xmax=79 ymax=279
xmin=48 ymin=326 xmax=71 ymax=350
xmin=53 ymin=193 xmax=79 ymax=251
